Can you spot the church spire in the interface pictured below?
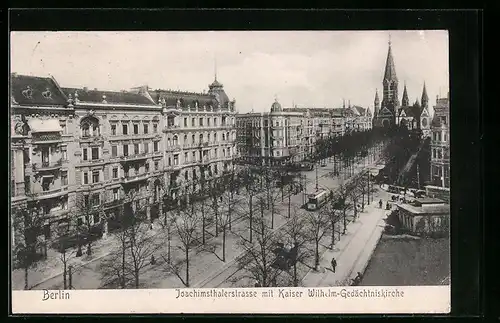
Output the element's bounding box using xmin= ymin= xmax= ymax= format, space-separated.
xmin=383 ymin=35 xmax=398 ymax=83
xmin=374 ymin=89 xmax=380 ymax=116
xmin=214 ymin=56 xmax=218 ymax=81
xmin=421 ymin=81 xmax=429 ymax=108
xmin=402 ymin=82 xmax=409 ymax=107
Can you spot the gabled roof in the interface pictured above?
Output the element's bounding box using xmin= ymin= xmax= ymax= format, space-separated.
xmin=62 ymin=87 xmax=156 ymax=106
xmin=11 ymin=74 xmax=69 ymax=106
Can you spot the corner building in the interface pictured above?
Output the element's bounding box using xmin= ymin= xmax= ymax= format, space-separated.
xmin=147 ymin=77 xmax=237 ymax=206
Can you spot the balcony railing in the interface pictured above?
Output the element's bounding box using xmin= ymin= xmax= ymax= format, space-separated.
xmin=166 ymin=145 xmax=182 ymax=152
xmin=164 ymin=125 xmax=180 ymax=132
xmin=32 ymin=159 xmax=63 ymax=171
xmin=34 ymin=185 xmax=69 ymax=200
xmin=104 ymin=198 xmax=125 ymax=209
xmin=122 ymin=173 xmax=150 ymax=183
xmin=119 ymin=153 xmax=149 ymax=163
xmin=80 ymin=135 xmax=104 ymax=143
xmin=31 ymin=133 xmax=63 ymax=143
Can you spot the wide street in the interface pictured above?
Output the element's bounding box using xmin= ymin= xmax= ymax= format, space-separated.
xmin=12 ymin=141 xmax=387 ymax=290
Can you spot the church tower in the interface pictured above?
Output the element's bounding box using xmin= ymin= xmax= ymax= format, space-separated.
xmin=421 ymin=82 xmax=429 ymax=109
xmin=402 ymin=82 xmax=410 ymax=107
xmin=381 ymin=36 xmax=399 ymax=120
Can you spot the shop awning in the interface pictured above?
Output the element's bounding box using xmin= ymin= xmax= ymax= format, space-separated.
xmin=28 ymin=119 xmax=62 ymax=133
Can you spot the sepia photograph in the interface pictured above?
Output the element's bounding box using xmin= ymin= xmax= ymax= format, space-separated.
xmin=10 ymin=29 xmax=451 ymax=313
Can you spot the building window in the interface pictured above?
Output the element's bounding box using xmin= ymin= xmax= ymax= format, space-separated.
xmin=192 ymin=151 xmax=196 ymax=161
xmin=123 ymin=144 xmax=129 ymax=156
xmin=113 ymin=188 xmax=119 ymax=200
xmin=93 ymin=213 xmax=100 ymax=224
xmin=144 ymin=142 xmax=149 ymax=154
xmin=113 ymin=167 xmax=118 ymax=179
xmin=214 ymin=165 xmax=218 ymax=174
xmin=184 ymin=152 xmax=189 ymax=162
xmin=214 ymin=117 xmax=217 ymax=126
xmin=199 ymin=118 xmax=204 ymax=127
xmin=154 ymin=141 xmax=159 ymax=152
xmin=111 ymin=124 xmax=116 ymax=135
xmin=173 ymin=154 xmax=179 ymax=165
xmin=134 ymin=124 xmax=139 ymax=135
xmin=153 ymin=123 xmax=158 ymax=133
xmin=184 ymin=118 xmax=188 ymax=127
xmin=92 ymin=147 xmax=99 ymax=160
xmin=154 ymin=161 xmax=159 ymax=171
xmin=185 ymin=171 xmax=189 ymax=181
xmin=91 ymin=193 xmax=100 ymax=207
xmin=61 ymin=148 xmax=68 ymax=161
xmin=61 ymin=171 xmax=68 ymax=186
xmin=134 ymin=164 xmax=140 ymax=173
xmin=207 ymin=118 xmax=211 ymax=127
xmin=145 ymin=163 xmax=150 ymax=173
xmin=168 ymin=157 xmax=172 ymax=166
xmin=222 ymin=133 xmax=226 ymax=141
xmin=144 ymin=124 xmax=149 ymax=134
xmin=122 ymin=124 xmax=128 ymax=135
xmin=192 ymin=118 xmax=196 ymax=127
xmin=92 ymin=170 xmax=100 ymax=183
xmin=111 ymin=145 xmax=117 ymax=157
xmin=83 ymin=171 xmax=89 ymax=184
xmin=83 ymin=148 xmax=88 ymax=161
xmin=134 ymin=143 xmax=139 ymax=155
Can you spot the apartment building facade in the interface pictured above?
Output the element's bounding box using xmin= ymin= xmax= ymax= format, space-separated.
xmin=147 ymin=77 xmax=237 ymax=206
xmin=236 ymin=99 xmax=306 ymax=166
xmin=429 ymin=94 xmax=450 ymax=189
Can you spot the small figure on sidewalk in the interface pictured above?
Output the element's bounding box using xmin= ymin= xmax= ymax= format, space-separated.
xmin=379 ymin=199 xmax=383 ymax=209
xmin=331 ymin=257 xmax=337 ymax=273
xmin=386 ymin=201 xmax=391 ymax=210
xmin=150 ymin=254 xmax=156 ymax=265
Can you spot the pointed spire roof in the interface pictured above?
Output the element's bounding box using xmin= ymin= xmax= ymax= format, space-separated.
xmin=402 ymin=82 xmax=409 ymax=107
xmin=414 ymin=97 xmax=421 ymax=107
xmin=421 ymin=82 xmax=429 ymax=107
xmin=383 ymin=36 xmax=398 ymax=83
xmin=374 ymin=89 xmax=380 ymax=104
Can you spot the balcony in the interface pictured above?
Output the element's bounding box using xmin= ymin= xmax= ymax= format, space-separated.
xmin=119 ymin=153 xmax=149 ymax=163
xmin=79 ymin=135 xmax=105 ymax=144
xmin=164 ymin=125 xmax=180 ymax=132
xmin=33 ymin=185 xmax=69 ymax=200
xmin=104 ymin=198 xmax=125 ymax=209
xmin=32 ymin=159 xmax=63 ymax=172
xmin=166 ymin=145 xmax=182 ymax=152
xmin=122 ymin=173 xmax=150 ymax=184
xmin=31 ymin=133 xmax=63 ymax=144
xmin=431 ymin=140 xmax=449 ymax=147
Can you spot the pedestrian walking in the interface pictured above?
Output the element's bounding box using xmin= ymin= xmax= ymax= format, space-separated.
xmin=150 ymin=255 xmax=156 ymax=265
xmin=379 ymin=199 xmax=383 ymax=209
xmin=331 ymin=257 xmax=337 ymax=273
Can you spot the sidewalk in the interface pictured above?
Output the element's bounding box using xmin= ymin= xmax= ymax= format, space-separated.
xmin=301 ymin=189 xmax=391 ymax=287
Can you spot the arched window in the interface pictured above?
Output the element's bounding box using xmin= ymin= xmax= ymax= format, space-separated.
xmin=184 ymin=134 xmax=188 ymax=144
xmin=226 ymin=132 xmax=230 ymax=141
xmin=80 ymin=116 xmax=100 ymax=138
xmin=199 ymin=134 xmax=203 ymax=143
xmin=173 ymin=135 xmax=178 ymax=146
xmin=208 ymin=133 xmax=211 ymax=142
xmin=192 ymin=134 xmax=196 ymax=144
xmin=222 ymin=133 xmax=226 ymax=141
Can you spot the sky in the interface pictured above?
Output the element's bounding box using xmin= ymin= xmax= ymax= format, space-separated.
xmin=10 ymin=31 xmax=449 ymax=114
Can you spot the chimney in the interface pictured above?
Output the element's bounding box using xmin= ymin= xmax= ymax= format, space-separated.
xmin=83 ymin=87 xmax=88 ymax=92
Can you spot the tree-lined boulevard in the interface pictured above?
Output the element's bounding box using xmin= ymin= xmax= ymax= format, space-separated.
xmin=12 ymin=127 xmax=420 ymax=290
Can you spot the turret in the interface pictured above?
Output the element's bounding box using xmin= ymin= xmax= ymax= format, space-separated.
xmin=374 ymin=89 xmax=380 ymax=116
xmin=421 ymin=82 xmax=429 ymax=108
xmin=402 ymin=82 xmax=409 ymax=107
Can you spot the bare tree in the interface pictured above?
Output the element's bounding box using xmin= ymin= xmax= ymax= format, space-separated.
xmin=73 ymin=188 xmax=106 ymax=257
xmin=168 ymin=204 xmax=201 ymax=287
xmin=322 ymin=199 xmax=343 ymax=250
xmin=98 ymin=190 xmax=148 ymax=289
xmin=305 ymin=210 xmax=329 ymax=271
xmin=52 ymin=219 xmax=77 ymax=290
xmin=234 ymin=202 xmax=281 ymax=287
xmin=280 ymin=207 xmax=312 ymax=286
xmin=126 ymin=220 xmax=162 ymax=288
xmin=11 ymin=199 xmax=47 ymax=290
xmin=241 ymin=168 xmax=259 ymax=243
xmin=331 ymin=182 xmax=353 ymax=235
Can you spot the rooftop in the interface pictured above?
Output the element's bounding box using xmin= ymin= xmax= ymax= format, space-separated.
xmin=397 ymin=203 xmax=450 ymax=215
xmin=62 ymin=87 xmax=157 ymax=106
xmin=11 ymin=74 xmax=69 ymax=107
